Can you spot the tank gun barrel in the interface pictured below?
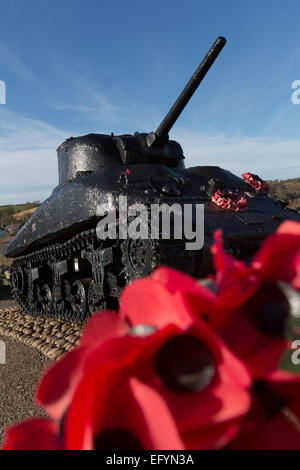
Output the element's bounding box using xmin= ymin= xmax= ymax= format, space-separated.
xmin=147 ymin=36 xmax=226 ymax=147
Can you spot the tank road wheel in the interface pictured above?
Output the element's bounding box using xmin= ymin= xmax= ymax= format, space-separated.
xmin=71 ymin=278 xmax=91 ymax=322
xmin=41 ymin=283 xmax=53 ymax=315
xmin=10 ymin=267 xmax=19 ymax=294
xmin=17 ymin=266 xmax=26 ymax=294
xmin=88 ymin=280 xmax=107 ymax=315
xmin=121 ymin=238 xmax=156 ymax=284
xmin=11 ymin=264 xmax=26 ymax=296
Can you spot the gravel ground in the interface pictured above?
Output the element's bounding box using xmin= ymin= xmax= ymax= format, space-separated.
xmin=0 ymin=334 xmax=50 ymax=447
xmin=0 ymin=298 xmax=82 ymax=448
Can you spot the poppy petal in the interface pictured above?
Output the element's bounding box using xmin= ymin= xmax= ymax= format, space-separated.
xmin=120 ymin=277 xmax=194 ymax=329
xmin=3 ymin=418 xmax=63 ymax=450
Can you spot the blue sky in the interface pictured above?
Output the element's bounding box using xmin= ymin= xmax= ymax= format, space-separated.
xmin=1 ymin=0 xmax=300 ymax=204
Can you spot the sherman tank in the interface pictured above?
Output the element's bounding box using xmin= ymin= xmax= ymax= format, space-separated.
xmin=7 ymin=37 xmax=300 ymax=322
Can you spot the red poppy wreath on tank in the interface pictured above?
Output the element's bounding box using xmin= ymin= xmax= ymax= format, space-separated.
xmin=242 ymin=172 xmax=270 ymax=193
xmin=211 ymin=190 xmax=248 ymax=211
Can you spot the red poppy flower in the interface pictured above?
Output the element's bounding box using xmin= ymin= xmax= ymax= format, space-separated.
xmin=3 ymin=312 xmax=252 ymax=450
xmin=141 ymin=222 xmax=300 ymax=378
xmin=208 ymin=221 xmax=300 ymax=377
xmin=64 ymin=321 xmax=251 ymax=450
xmin=120 ymin=267 xmax=215 ymax=328
xmin=230 ymin=370 xmax=300 ymax=450
xmin=3 ymin=418 xmax=63 ymax=450
xmin=3 ymin=221 xmax=299 ymax=450
xmin=212 ymin=221 xmax=300 ymax=310
xmin=36 ymin=311 xmax=131 ymax=421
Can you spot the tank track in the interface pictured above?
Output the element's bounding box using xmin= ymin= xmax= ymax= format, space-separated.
xmin=10 ymin=225 xmax=200 ymax=323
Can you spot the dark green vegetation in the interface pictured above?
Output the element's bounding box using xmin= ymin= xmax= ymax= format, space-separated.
xmin=268 ymin=177 xmax=300 ymax=210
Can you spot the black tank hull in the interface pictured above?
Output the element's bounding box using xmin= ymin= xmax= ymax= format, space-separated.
xmin=7 ymin=164 xmax=300 ymax=323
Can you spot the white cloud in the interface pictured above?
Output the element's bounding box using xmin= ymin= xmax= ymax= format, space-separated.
xmin=174 ymin=130 xmax=300 ymax=180
xmin=0 ymin=188 xmax=52 ymax=206
xmin=52 ymin=92 xmax=126 ymax=125
xmin=1 ymin=104 xmax=300 ymax=206
xmin=0 ymin=108 xmax=68 ymax=151
xmin=0 ymin=108 xmax=71 ymax=205
xmin=48 ymin=68 xmax=160 ymax=133
xmin=0 ymin=147 xmax=58 ymax=205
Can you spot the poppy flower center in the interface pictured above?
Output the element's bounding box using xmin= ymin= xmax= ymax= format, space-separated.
xmin=94 ymin=428 xmax=143 ymax=450
xmin=248 ymin=281 xmax=300 ymax=336
xmin=155 ymin=335 xmax=216 ymax=393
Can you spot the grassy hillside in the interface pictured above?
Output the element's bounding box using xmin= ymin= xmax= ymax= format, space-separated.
xmin=268 ymin=177 xmax=300 ymax=210
xmin=0 ymin=202 xmax=40 ymax=227
xmin=12 ymin=207 xmax=37 ymax=221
